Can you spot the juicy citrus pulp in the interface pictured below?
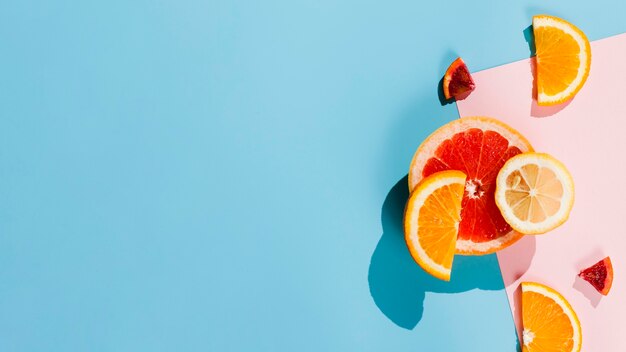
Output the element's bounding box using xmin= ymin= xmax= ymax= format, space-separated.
xmin=521 ymin=282 xmax=582 ymax=352
xmin=443 ymin=57 xmax=475 ymax=100
xmin=579 ymin=256 xmax=613 ymax=296
xmin=533 ymin=15 xmax=591 ymax=105
xmin=404 ymin=170 xmax=466 ymax=281
xmin=495 ymin=152 xmax=574 ymax=235
xmin=409 ymin=117 xmax=533 ymax=255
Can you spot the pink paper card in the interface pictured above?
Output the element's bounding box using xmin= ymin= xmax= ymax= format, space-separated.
xmin=457 ymin=33 xmax=626 ymax=351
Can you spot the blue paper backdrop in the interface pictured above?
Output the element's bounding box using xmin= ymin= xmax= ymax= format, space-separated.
xmin=1 ymin=1 xmax=624 ymax=351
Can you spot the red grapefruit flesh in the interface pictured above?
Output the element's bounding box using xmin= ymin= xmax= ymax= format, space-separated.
xmin=579 ymin=256 xmax=613 ymax=295
xmin=409 ymin=117 xmax=534 ymax=255
xmin=443 ymin=57 xmax=475 ymax=100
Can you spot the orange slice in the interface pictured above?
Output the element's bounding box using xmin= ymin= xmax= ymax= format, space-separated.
xmin=404 ymin=170 xmax=466 ymax=281
xmin=495 ymin=153 xmax=574 ymax=235
xmin=521 ymin=282 xmax=582 ymax=352
xmin=533 ymin=15 xmax=591 ymax=106
xmin=409 ymin=117 xmax=533 ymax=255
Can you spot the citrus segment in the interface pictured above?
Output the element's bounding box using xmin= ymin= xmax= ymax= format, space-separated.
xmin=579 ymin=256 xmax=613 ymax=296
xmin=409 ymin=117 xmax=533 ymax=255
xmin=495 ymin=153 xmax=574 ymax=234
xmin=404 ymin=170 xmax=466 ymax=281
xmin=521 ymin=282 xmax=582 ymax=352
xmin=533 ymin=15 xmax=591 ymax=105
xmin=443 ymin=57 xmax=475 ymax=100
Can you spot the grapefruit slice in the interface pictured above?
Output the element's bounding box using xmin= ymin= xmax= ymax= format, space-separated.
xmin=404 ymin=170 xmax=466 ymax=281
xmin=443 ymin=57 xmax=475 ymax=100
xmin=533 ymin=15 xmax=591 ymax=106
xmin=409 ymin=117 xmax=533 ymax=255
xmin=521 ymin=282 xmax=582 ymax=352
xmin=579 ymin=256 xmax=613 ymax=296
xmin=495 ymin=153 xmax=574 ymax=235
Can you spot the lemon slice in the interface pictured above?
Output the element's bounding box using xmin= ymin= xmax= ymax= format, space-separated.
xmin=495 ymin=153 xmax=574 ymax=234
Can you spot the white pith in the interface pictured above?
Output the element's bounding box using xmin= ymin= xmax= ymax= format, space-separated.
xmin=455 ymin=230 xmax=520 ymax=253
xmin=522 ymin=329 xmax=535 ymax=346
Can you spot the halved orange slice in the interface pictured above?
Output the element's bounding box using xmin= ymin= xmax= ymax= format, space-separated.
xmin=409 ymin=117 xmax=533 ymax=255
xmin=404 ymin=170 xmax=466 ymax=281
xmin=495 ymin=153 xmax=574 ymax=235
xmin=533 ymin=15 xmax=591 ymax=105
xmin=521 ymin=282 xmax=582 ymax=352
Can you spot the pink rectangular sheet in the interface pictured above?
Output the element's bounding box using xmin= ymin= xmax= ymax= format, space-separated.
xmin=457 ymin=33 xmax=626 ymax=351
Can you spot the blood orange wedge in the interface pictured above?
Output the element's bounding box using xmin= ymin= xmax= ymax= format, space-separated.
xmin=404 ymin=170 xmax=466 ymax=281
xmin=443 ymin=57 xmax=475 ymax=100
xmin=495 ymin=153 xmax=574 ymax=235
xmin=409 ymin=117 xmax=533 ymax=255
xmin=521 ymin=282 xmax=582 ymax=352
xmin=579 ymin=256 xmax=613 ymax=296
xmin=533 ymin=15 xmax=591 ymax=106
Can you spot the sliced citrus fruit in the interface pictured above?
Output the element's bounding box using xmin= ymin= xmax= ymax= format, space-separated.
xmin=443 ymin=57 xmax=475 ymax=100
xmin=404 ymin=170 xmax=466 ymax=281
xmin=521 ymin=282 xmax=582 ymax=352
xmin=409 ymin=117 xmax=533 ymax=255
xmin=495 ymin=152 xmax=574 ymax=235
xmin=533 ymin=15 xmax=591 ymax=106
xmin=579 ymin=256 xmax=613 ymax=296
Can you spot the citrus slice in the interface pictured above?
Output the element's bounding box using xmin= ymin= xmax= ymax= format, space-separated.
xmin=533 ymin=15 xmax=591 ymax=106
xmin=404 ymin=170 xmax=466 ymax=281
xmin=443 ymin=57 xmax=475 ymax=100
xmin=579 ymin=256 xmax=613 ymax=296
xmin=521 ymin=282 xmax=582 ymax=352
xmin=409 ymin=117 xmax=533 ymax=255
xmin=495 ymin=152 xmax=574 ymax=235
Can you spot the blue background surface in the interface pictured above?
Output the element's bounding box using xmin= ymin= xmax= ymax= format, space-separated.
xmin=1 ymin=1 xmax=625 ymax=351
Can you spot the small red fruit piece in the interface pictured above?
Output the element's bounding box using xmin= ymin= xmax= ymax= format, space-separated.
xmin=579 ymin=256 xmax=614 ymax=296
xmin=443 ymin=57 xmax=475 ymax=100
